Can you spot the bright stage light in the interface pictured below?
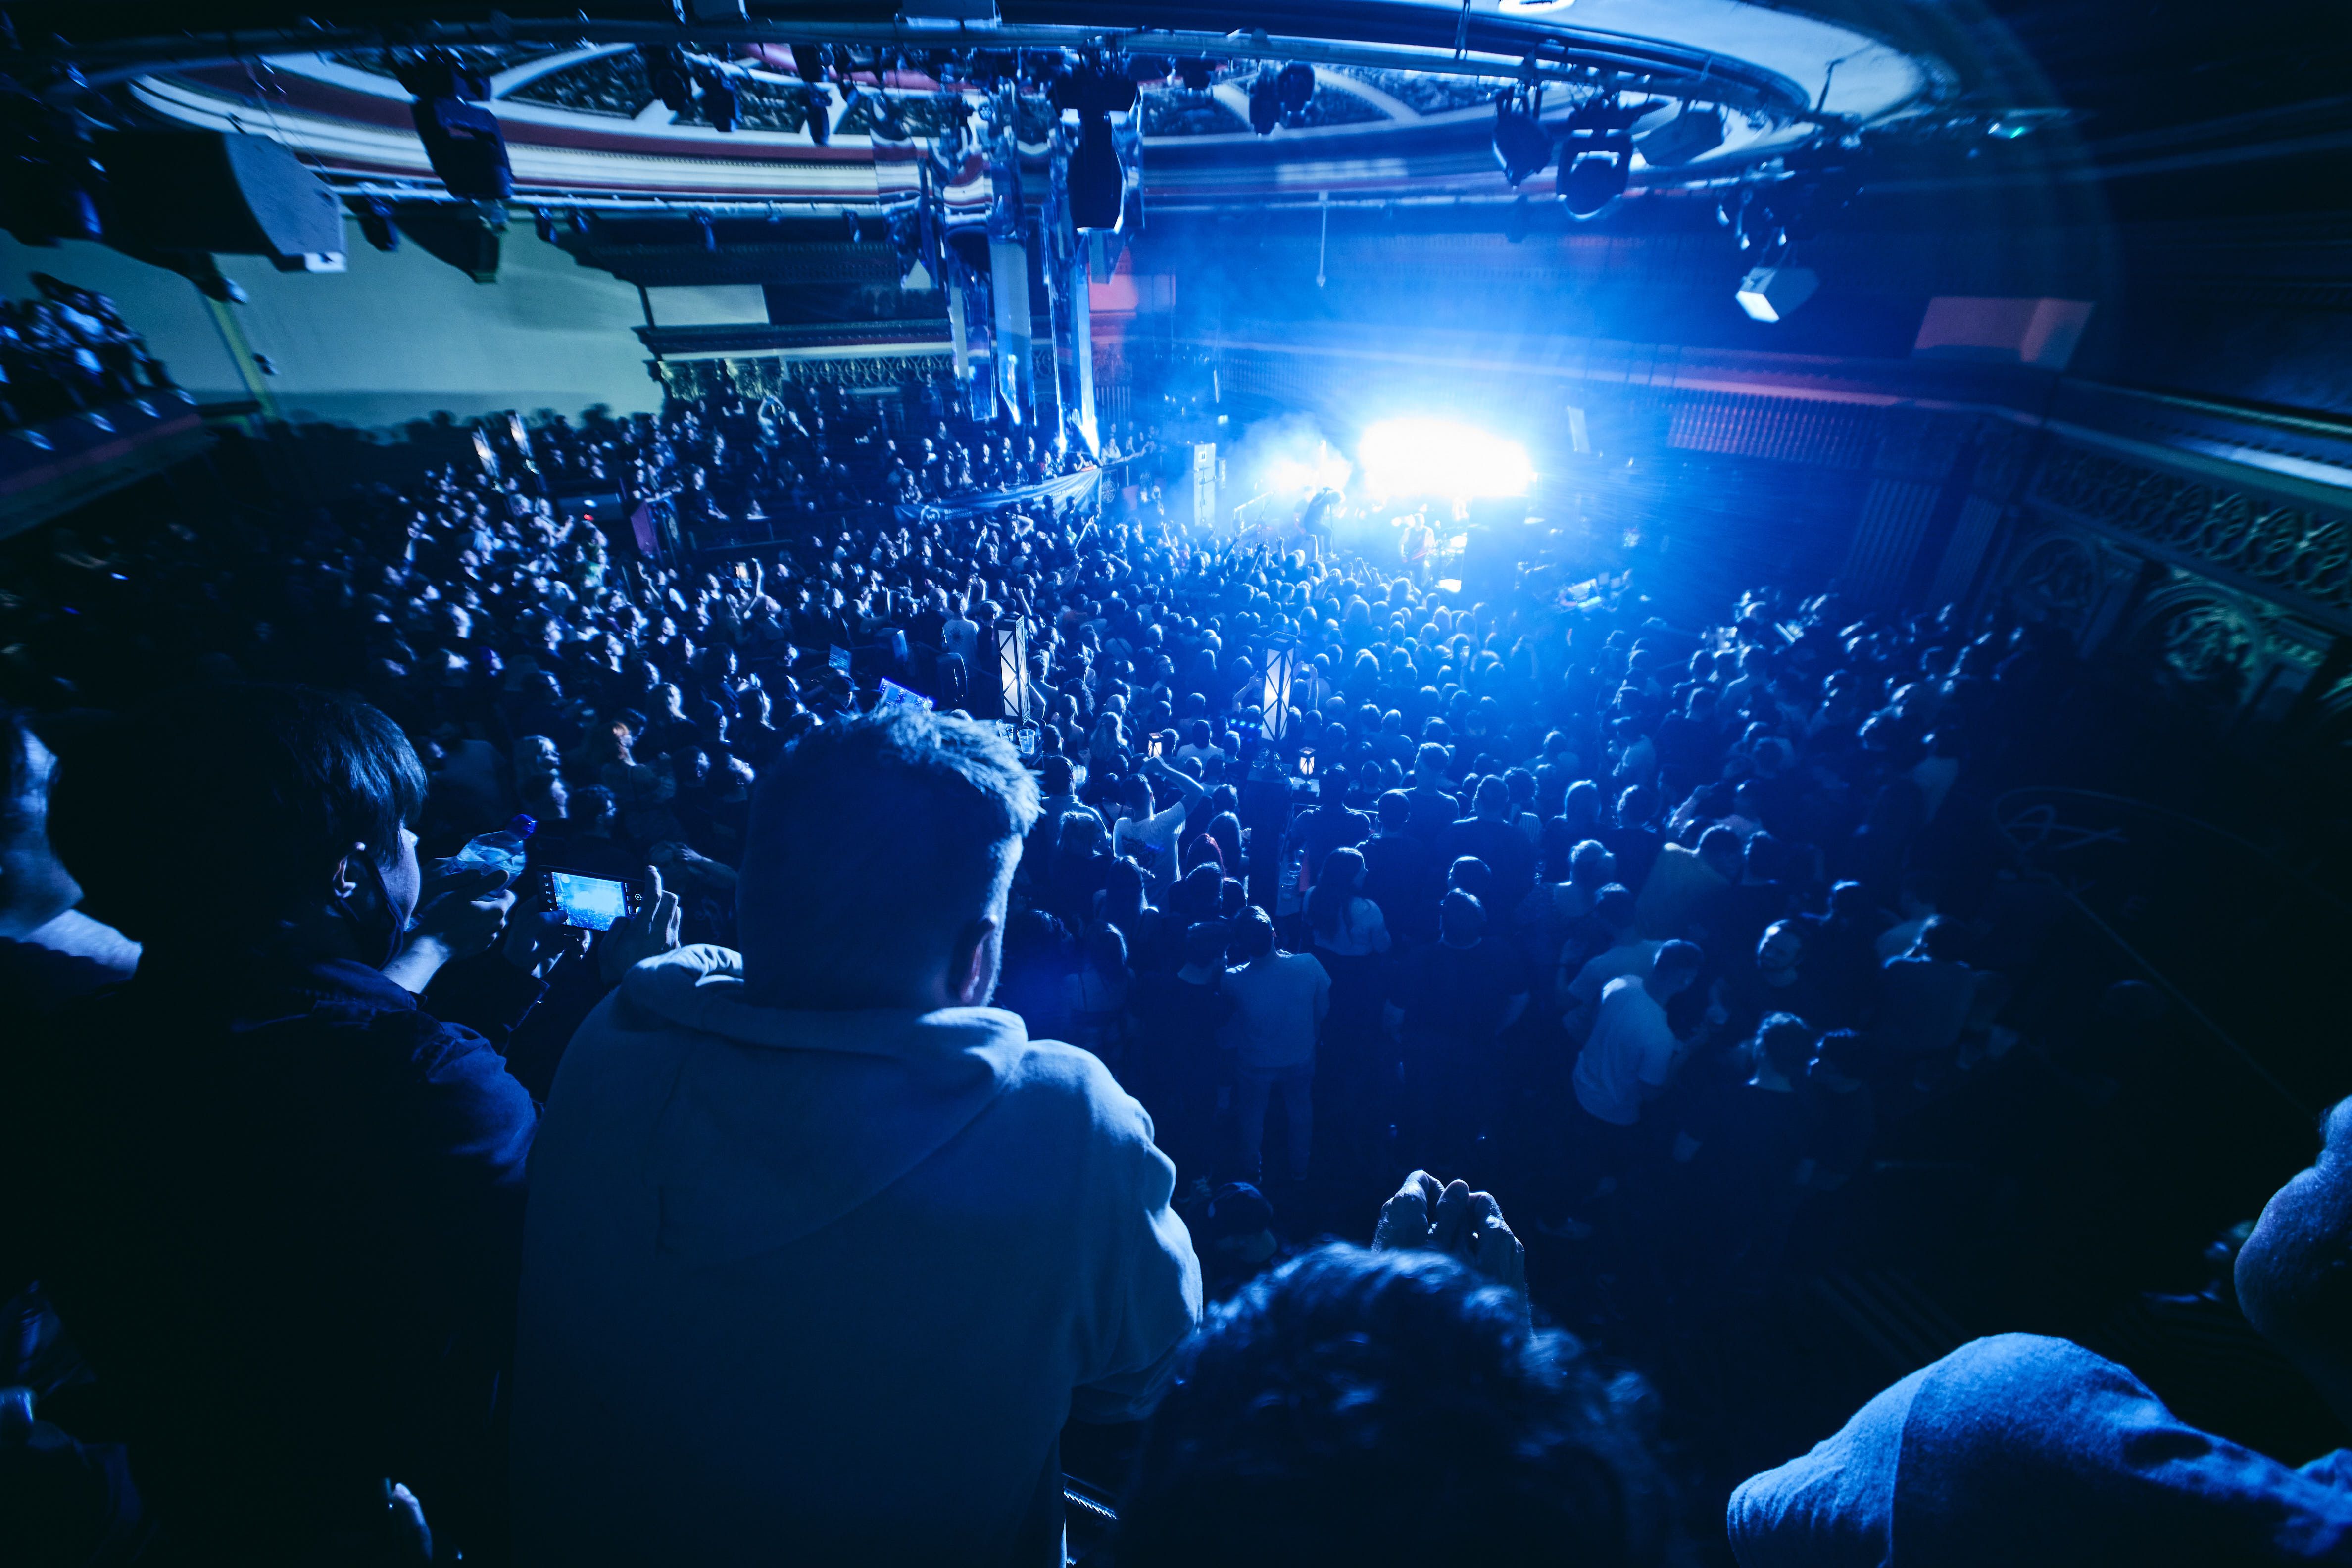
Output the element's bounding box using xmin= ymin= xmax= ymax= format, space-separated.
xmin=1736 ymin=266 xmax=1818 ymax=323
xmin=1358 ymin=419 xmax=1533 ymax=500
xmin=1261 ymin=441 xmax=1353 ymax=498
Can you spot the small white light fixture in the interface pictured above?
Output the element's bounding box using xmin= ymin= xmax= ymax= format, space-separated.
xmin=1736 ymin=266 xmax=1819 ymax=323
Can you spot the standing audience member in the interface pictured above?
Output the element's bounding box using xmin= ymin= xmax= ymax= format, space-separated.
xmin=1395 ymin=890 xmax=1530 ymax=1171
xmin=1221 ymin=906 xmax=1330 ymax=1187
xmin=1362 ymin=788 xmax=1438 ymax=945
xmin=1549 ymin=941 xmax=1704 ymax=1235
xmin=1129 ymin=921 xmax=1235 ymax=1190
xmin=514 ymin=710 xmax=1201 ymax=1566
xmin=29 ymin=685 xmax=629 ymax=1564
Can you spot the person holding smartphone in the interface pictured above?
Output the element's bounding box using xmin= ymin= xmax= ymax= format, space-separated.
xmin=1114 ymin=754 xmax=1209 ymax=901
xmin=23 ymin=684 xmax=675 ymax=1564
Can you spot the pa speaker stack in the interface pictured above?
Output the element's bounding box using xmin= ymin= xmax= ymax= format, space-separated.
xmin=94 ymin=131 xmax=344 ymax=266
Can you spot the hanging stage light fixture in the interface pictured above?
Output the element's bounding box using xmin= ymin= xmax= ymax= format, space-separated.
xmin=394 ymin=53 xmax=511 ymax=204
xmin=1248 ymin=69 xmax=1282 ymax=135
xmin=1277 ymin=61 xmax=1316 ymax=126
xmin=1054 ymin=57 xmax=1139 ymax=230
xmin=1492 ymin=89 xmax=1552 ymax=187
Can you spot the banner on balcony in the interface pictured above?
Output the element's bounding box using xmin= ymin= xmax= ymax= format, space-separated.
xmin=893 ymin=466 xmax=1099 ymax=523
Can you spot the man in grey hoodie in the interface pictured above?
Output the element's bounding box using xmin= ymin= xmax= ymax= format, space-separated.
xmin=513 ymin=708 xmax=1201 ymax=1565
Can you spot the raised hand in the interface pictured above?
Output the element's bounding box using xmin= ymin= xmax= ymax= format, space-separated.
xmin=1372 ymin=1169 xmax=1527 ymax=1296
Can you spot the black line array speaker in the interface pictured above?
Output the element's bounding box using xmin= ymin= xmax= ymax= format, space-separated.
xmin=94 ymin=131 xmax=343 ymax=259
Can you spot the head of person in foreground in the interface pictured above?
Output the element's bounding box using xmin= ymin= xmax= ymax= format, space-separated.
xmin=736 ymin=706 xmax=1040 ymax=1011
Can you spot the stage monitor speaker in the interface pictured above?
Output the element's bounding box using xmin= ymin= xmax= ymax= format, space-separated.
xmin=94 ymin=132 xmax=343 ymax=260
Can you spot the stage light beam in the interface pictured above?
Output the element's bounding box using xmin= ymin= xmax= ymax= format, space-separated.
xmin=1358 ymin=419 xmax=1533 ymax=500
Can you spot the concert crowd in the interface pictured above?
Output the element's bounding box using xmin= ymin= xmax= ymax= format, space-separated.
xmin=3 ymin=350 xmax=2350 ymax=1567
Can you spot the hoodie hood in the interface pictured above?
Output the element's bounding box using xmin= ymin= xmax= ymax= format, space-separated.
xmin=615 ymin=945 xmax=1028 ymax=1266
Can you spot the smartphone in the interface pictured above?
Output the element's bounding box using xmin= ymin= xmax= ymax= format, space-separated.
xmin=877 ymin=678 xmax=934 ymax=714
xmin=1147 ymin=731 xmax=1168 ymax=759
xmin=539 ymin=868 xmax=640 ymax=931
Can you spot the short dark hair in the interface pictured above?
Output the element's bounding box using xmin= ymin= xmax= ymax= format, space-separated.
xmin=1182 ymin=919 xmax=1229 ymax=969
xmin=1447 ymin=855 xmax=1491 ymax=900
xmin=1440 ymin=888 xmax=1486 ymax=944
xmin=1377 ymin=788 xmax=1412 ymax=830
xmin=1118 ymin=1244 xmax=1661 ymax=1568
xmin=1756 ymin=1012 xmax=1815 ymax=1076
xmin=1230 ymin=904 xmax=1276 ymax=963
xmin=737 ymin=708 xmax=1039 ymax=1006
xmin=1039 ymin=754 xmax=1075 ymax=795
xmin=49 ymin=684 xmax=427 ymax=955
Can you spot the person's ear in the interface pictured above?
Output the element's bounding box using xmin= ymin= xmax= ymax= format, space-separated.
xmin=948 ymin=915 xmax=1001 ymax=1008
xmin=329 ymin=843 xmax=366 ymax=900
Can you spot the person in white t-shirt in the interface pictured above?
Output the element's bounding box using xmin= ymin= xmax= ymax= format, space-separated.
xmin=1541 ymin=940 xmax=1702 ymax=1239
xmin=1572 ymin=940 xmax=1701 ymax=1128
xmin=939 ymin=594 xmax=981 ymax=706
xmin=1113 ymin=754 xmax=1208 ymax=899
xmin=940 ymin=593 xmax=981 ymax=671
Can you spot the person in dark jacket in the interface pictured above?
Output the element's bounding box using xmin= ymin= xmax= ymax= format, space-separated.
xmin=26 ymin=684 xmax=669 ymax=1564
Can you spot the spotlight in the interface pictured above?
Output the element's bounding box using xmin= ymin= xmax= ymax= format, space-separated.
xmin=1553 ymin=96 xmax=1649 ymax=219
xmin=395 ymin=55 xmax=510 ymax=203
xmin=700 ymin=70 xmax=738 ymax=133
xmin=1248 ymin=71 xmax=1281 ymax=135
xmin=1175 ymin=56 xmax=1217 ymax=92
xmin=1491 ymin=93 xmax=1551 ymax=186
xmin=1735 ymin=266 xmax=1818 ymax=322
xmin=1053 ymin=60 xmax=1138 ymax=229
xmin=642 ymin=45 xmax=695 ymax=114
xmin=1277 ymin=62 xmax=1315 ymax=121
xmin=1558 ymin=150 xmax=1628 ymax=217
xmin=1358 ymin=418 xmax=1533 ymax=500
